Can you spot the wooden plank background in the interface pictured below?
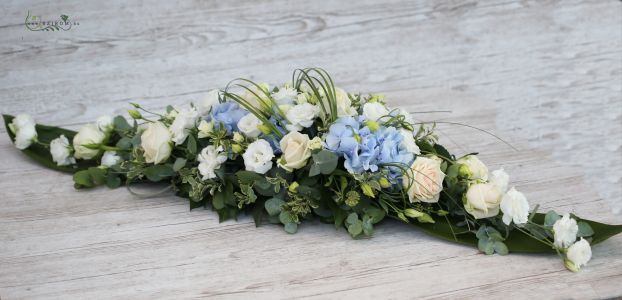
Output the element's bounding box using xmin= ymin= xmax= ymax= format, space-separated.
xmin=1 ymin=0 xmax=621 ymax=299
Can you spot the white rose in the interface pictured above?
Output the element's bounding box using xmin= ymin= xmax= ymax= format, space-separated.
xmin=101 ymin=151 xmax=121 ymax=167
xmin=96 ymin=115 xmax=114 ymax=132
xmin=566 ymin=238 xmax=592 ymax=272
xmin=272 ymin=86 xmax=298 ymax=105
xmin=278 ymin=131 xmax=312 ymax=172
xmin=403 ymin=156 xmax=446 ymax=203
xmin=243 ymin=140 xmax=274 ymax=174
xmin=362 ymin=102 xmax=389 ymax=122
xmin=500 ymin=187 xmax=529 ymax=225
xmin=141 ymin=122 xmax=172 ymax=164
xmin=197 ymin=145 xmax=228 ymax=180
xmin=169 ymin=106 xmax=199 ymax=145
xmin=237 ymin=113 xmax=263 ymax=138
xmin=489 ymin=168 xmax=509 ymax=193
xmin=553 ymin=213 xmax=578 ymax=249
xmin=198 ymin=89 xmax=220 ymax=115
xmin=197 ymin=120 xmax=214 ymax=138
xmin=9 ymin=114 xmax=37 ymax=150
xmin=285 ymin=103 xmax=320 ymax=132
xmin=457 ymin=155 xmax=489 ymax=181
xmin=399 ymin=129 xmax=420 ymax=155
xmin=73 ymin=124 xmax=106 ymax=160
xmin=464 ymin=183 xmax=502 ymax=219
xmin=50 ymin=134 xmax=75 ymax=166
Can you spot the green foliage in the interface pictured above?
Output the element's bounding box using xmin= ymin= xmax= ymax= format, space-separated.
xmin=309 ymin=150 xmax=338 ymax=176
xmin=143 ymin=165 xmax=175 ymax=182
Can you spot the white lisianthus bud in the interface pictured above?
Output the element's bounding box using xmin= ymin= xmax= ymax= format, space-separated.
xmin=403 ymin=156 xmax=446 ymax=203
xmin=96 ymin=115 xmax=114 ymax=133
xmin=73 ymin=124 xmax=106 ymax=160
xmin=197 ymin=145 xmax=228 ymax=180
xmin=464 ymin=183 xmax=501 ymax=219
xmin=500 ymin=187 xmax=529 ymax=225
xmin=242 ymin=140 xmax=274 ymax=174
xmin=237 ymin=114 xmax=263 ymax=138
xmin=489 ymin=168 xmax=510 ymax=194
xmin=198 ymin=89 xmax=220 ymax=115
xmin=272 ymin=86 xmax=298 ymax=105
xmin=197 ymin=120 xmax=214 ymax=138
xmin=553 ymin=213 xmax=578 ymax=249
xmin=285 ymin=103 xmax=320 ymax=132
xmin=50 ymin=135 xmax=76 ymax=166
xmin=101 ymin=151 xmax=121 ymax=167
xmin=399 ymin=129 xmax=420 ymax=155
xmin=169 ymin=106 xmax=199 ymax=145
xmin=141 ymin=122 xmax=172 ymax=164
xmin=456 ymin=155 xmax=489 ymax=181
xmin=362 ymin=102 xmax=389 ymax=122
xmin=233 ymin=132 xmax=244 ymax=143
xmin=565 ymin=238 xmax=592 ymax=272
xmin=9 ymin=114 xmax=37 ymax=150
xmin=278 ymin=132 xmax=312 ymax=172
xmin=308 ymin=136 xmax=324 ymax=151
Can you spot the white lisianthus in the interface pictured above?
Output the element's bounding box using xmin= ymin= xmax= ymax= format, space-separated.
xmin=403 ymin=156 xmax=446 ymax=203
xmin=272 ymin=86 xmax=298 ymax=105
xmin=101 ymin=151 xmax=121 ymax=167
xmin=9 ymin=114 xmax=37 ymax=150
xmin=96 ymin=115 xmax=114 ymax=133
xmin=456 ymin=155 xmax=489 ymax=181
xmin=285 ymin=103 xmax=320 ymax=132
xmin=489 ymin=168 xmax=510 ymax=193
xmin=50 ymin=135 xmax=75 ymax=166
xmin=565 ymin=238 xmax=592 ymax=272
xmin=169 ymin=106 xmax=199 ymax=145
xmin=141 ymin=122 xmax=172 ymax=164
xmin=73 ymin=124 xmax=106 ymax=160
xmin=237 ymin=113 xmax=263 ymax=138
xmin=398 ymin=108 xmax=414 ymax=124
xmin=197 ymin=120 xmax=214 ymax=138
xmin=198 ymin=89 xmax=220 ymax=115
xmin=362 ymin=102 xmax=389 ymax=122
xmin=278 ymin=132 xmax=312 ymax=172
xmin=197 ymin=145 xmax=228 ymax=180
xmin=243 ymin=140 xmax=274 ymax=174
xmin=464 ymin=183 xmax=502 ymax=219
xmin=399 ymin=129 xmax=420 ymax=155
xmin=500 ymin=187 xmax=529 ymax=225
xmin=553 ymin=213 xmax=578 ymax=249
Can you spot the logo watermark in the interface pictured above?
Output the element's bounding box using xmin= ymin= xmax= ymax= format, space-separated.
xmin=25 ymin=11 xmax=79 ymax=31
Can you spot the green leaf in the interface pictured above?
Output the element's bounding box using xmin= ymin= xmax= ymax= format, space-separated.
xmin=493 ymin=241 xmax=509 ymax=255
xmin=88 ymin=167 xmax=107 ymax=185
xmin=279 ymin=211 xmax=293 ymax=225
xmin=143 ymin=165 xmax=175 ymax=182
xmin=544 ymin=210 xmax=560 ymax=227
xmin=311 ymin=150 xmax=338 ymax=175
xmin=173 ymin=158 xmax=187 ymax=172
xmin=212 ymin=189 xmax=226 ymax=210
xmin=284 ymin=222 xmax=298 ymax=234
xmin=73 ymin=170 xmax=93 ymax=188
xmin=106 ymin=173 xmax=122 ymax=189
xmin=113 ymin=116 xmax=131 ymax=131
xmin=187 ymin=135 xmax=197 ymax=155
xmin=364 ymin=207 xmax=385 ymax=224
xmin=346 ymin=212 xmax=358 ymax=226
xmin=236 ymin=170 xmax=263 ymax=185
xmin=264 ymin=197 xmax=285 ymax=216
xmin=308 ymin=164 xmax=321 ymax=177
xmin=577 ymin=221 xmax=595 ymax=237
xmin=348 ymin=220 xmax=363 ymax=237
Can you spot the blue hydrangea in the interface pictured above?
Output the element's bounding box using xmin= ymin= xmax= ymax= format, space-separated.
xmin=326 ymin=116 xmax=414 ymax=180
xmin=210 ymin=102 xmax=248 ymax=134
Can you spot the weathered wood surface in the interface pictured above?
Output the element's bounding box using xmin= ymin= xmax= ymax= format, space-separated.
xmin=1 ymin=0 xmax=621 ymax=299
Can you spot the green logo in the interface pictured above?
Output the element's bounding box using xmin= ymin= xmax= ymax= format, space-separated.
xmin=25 ymin=11 xmax=79 ymax=31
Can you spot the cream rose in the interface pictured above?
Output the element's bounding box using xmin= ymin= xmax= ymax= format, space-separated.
xmin=464 ymin=183 xmax=501 ymax=219
xmin=73 ymin=124 xmax=106 ymax=160
xmin=457 ymin=155 xmax=489 ymax=181
xmin=403 ymin=156 xmax=446 ymax=203
xmin=278 ymin=131 xmax=312 ymax=172
xmin=362 ymin=102 xmax=389 ymax=122
xmin=141 ymin=122 xmax=173 ymax=164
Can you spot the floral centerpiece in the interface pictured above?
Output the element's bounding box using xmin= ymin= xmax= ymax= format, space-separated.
xmin=4 ymin=68 xmax=620 ymax=272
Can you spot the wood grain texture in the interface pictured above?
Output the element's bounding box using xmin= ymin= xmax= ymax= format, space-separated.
xmin=0 ymin=0 xmax=621 ymax=299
